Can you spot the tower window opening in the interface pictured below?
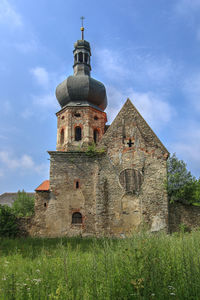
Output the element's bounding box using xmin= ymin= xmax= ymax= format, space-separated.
xmin=44 ymin=203 xmax=47 ymax=207
xmin=61 ymin=116 xmax=65 ymax=120
xmin=79 ymin=52 xmax=83 ymax=63
xmin=72 ymin=212 xmax=82 ymax=224
xmin=75 ymin=126 xmax=82 ymax=141
xmin=60 ymin=129 xmax=64 ymax=145
xmin=94 ymin=129 xmax=99 ymax=144
xmin=94 ymin=116 xmax=98 ymax=120
xmin=84 ymin=53 xmax=88 ymax=63
xmin=75 ymin=53 xmax=78 ymax=62
xmin=76 ymin=181 xmax=79 ymax=189
xmin=127 ymin=139 xmax=134 ymax=148
xmin=74 ymin=113 xmax=81 ymax=117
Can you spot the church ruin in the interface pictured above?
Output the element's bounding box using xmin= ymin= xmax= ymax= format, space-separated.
xmin=32 ymin=26 xmax=169 ymax=237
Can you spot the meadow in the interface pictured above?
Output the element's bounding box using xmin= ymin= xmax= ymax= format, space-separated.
xmin=1 ymin=231 xmax=200 ymax=300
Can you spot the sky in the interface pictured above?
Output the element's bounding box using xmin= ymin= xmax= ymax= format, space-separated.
xmin=0 ymin=0 xmax=200 ymax=193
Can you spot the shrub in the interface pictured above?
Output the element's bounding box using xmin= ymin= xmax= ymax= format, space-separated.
xmin=86 ymin=142 xmax=105 ymax=156
xmin=167 ymin=153 xmax=200 ymax=204
xmin=12 ymin=190 xmax=34 ymax=217
xmin=0 ymin=204 xmax=19 ymax=237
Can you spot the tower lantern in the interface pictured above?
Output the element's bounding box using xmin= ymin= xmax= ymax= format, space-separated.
xmin=55 ymin=23 xmax=107 ymax=151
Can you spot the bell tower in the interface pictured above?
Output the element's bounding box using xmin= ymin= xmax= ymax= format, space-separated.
xmin=55 ymin=22 xmax=107 ymax=151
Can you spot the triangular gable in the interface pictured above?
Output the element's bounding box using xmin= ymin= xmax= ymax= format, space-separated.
xmin=100 ymin=98 xmax=169 ymax=155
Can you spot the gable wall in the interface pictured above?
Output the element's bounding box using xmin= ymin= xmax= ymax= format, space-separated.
xmin=98 ymin=100 xmax=169 ymax=234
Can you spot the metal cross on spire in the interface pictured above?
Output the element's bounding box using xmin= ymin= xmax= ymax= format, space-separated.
xmin=80 ymin=16 xmax=85 ymax=40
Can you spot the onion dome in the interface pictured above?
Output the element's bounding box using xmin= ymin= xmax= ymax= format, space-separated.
xmin=55 ymin=26 xmax=107 ymax=111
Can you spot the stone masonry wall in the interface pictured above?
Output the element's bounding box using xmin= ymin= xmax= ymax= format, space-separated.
xmin=56 ymin=106 xmax=107 ymax=151
xmin=31 ymin=152 xmax=100 ymax=237
xmin=169 ymin=202 xmax=200 ymax=232
xmin=28 ymin=99 xmax=170 ymax=237
xmin=99 ymin=99 xmax=169 ymax=234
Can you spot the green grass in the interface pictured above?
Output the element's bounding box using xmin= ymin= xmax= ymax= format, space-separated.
xmin=1 ymin=232 xmax=200 ymax=299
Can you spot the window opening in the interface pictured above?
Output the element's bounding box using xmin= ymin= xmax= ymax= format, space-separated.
xmin=44 ymin=203 xmax=47 ymax=207
xmin=119 ymin=169 xmax=143 ymax=194
xmin=61 ymin=116 xmax=65 ymax=120
xmin=127 ymin=139 xmax=134 ymax=147
xmin=60 ymin=129 xmax=64 ymax=145
xmin=84 ymin=53 xmax=88 ymax=63
xmin=94 ymin=116 xmax=98 ymax=120
xmin=75 ymin=53 xmax=78 ymax=62
xmin=79 ymin=52 xmax=83 ymax=63
xmin=74 ymin=113 xmax=81 ymax=117
xmin=94 ymin=129 xmax=99 ymax=144
xmin=72 ymin=212 xmax=82 ymax=224
xmin=76 ymin=181 xmax=79 ymax=189
xmin=75 ymin=126 xmax=82 ymax=141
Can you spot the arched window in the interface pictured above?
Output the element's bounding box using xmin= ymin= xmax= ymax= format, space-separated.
xmin=60 ymin=129 xmax=64 ymax=145
xmin=75 ymin=126 xmax=82 ymax=141
xmin=74 ymin=113 xmax=81 ymax=117
xmin=76 ymin=181 xmax=79 ymax=189
xmin=119 ymin=169 xmax=143 ymax=194
xmin=72 ymin=212 xmax=82 ymax=224
xmin=75 ymin=53 xmax=78 ymax=62
xmin=84 ymin=53 xmax=88 ymax=63
xmin=94 ymin=129 xmax=99 ymax=144
xmin=79 ymin=52 xmax=83 ymax=63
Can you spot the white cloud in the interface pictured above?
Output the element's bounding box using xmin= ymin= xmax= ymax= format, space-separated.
xmin=106 ymin=86 xmax=173 ymax=131
xmin=175 ymin=0 xmax=200 ymax=15
xmin=0 ymin=151 xmax=49 ymax=176
xmin=21 ymin=68 xmax=63 ymax=118
xmin=32 ymin=93 xmax=59 ymax=109
xmin=183 ymin=72 xmax=200 ymax=112
xmin=21 ymin=108 xmax=34 ymax=119
xmin=95 ymin=47 xmax=175 ymax=87
xmin=142 ymin=57 xmax=174 ymax=84
xmin=15 ymin=39 xmax=38 ymax=54
xmin=170 ymin=123 xmax=200 ymax=177
xmin=0 ymin=134 xmax=7 ymax=140
xmin=95 ymin=48 xmax=129 ymax=79
xmin=174 ymin=0 xmax=200 ymax=41
xmin=30 ymin=67 xmax=50 ymax=88
xmin=0 ymin=0 xmax=22 ymax=28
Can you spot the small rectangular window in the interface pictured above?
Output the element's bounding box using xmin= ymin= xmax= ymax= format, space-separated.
xmin=75 ymin=127 xmax=82 ymax=141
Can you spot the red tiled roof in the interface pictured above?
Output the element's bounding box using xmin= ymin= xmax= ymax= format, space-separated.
xmin=35 ymin=180 xmax=50 ymax=191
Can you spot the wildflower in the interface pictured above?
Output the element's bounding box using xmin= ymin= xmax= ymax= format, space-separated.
xmin=168 ymin=285 xmax=175 ymax=290
xmin=32 ymin=278 xmax=42 ymax=285
xmin=170 ymin=293 xmax=176 ymax=296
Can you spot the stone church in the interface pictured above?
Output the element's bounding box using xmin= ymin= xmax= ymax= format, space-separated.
xmin=32 ymin=26 xmax=169 ymax=237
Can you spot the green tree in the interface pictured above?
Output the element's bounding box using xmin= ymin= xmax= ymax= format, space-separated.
xmin=167 ymin=153 xmax=200 ymax=204
xmin=0 ymin=204 xmax=19 ymax=237
xmin=12 ymin=190 xmax=35 ymax=217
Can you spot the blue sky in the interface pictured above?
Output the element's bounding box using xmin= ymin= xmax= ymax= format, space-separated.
xmin=0 ymin=0 xmax=200 ymax=193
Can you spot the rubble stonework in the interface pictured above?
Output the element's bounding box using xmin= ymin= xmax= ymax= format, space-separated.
xmin=30 ymin=99 xmax=169 ymax=237
xmin=29 ymin=31 xmax=170 ymax=237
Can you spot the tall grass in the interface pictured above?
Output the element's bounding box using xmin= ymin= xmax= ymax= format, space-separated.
xmin=1 ymin=232 xmax=200 ymax=299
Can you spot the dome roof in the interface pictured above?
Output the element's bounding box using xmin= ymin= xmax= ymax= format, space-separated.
xmin=56 ymin=75 xmax=107 ymax=111
xmin=55 ymin=38 xmax=107 ymax=111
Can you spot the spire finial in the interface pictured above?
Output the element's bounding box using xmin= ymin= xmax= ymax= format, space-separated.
xmin=80 ymin=16 xmax=85 ymax=40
